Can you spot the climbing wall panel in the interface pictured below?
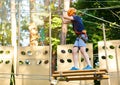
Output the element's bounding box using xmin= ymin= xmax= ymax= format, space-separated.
xmin=15 ymin=46 xmax=50 ymax=85
xmin=57 ymin=44 xmax=74 ymax=71
xmin=0 ymin=46 xmax=13 ymax=85
xmin=98 ymin=40 xmax=120 ymax=72
xmin=98 ymin=40 xmax=120 ymax=85
xmin=57 ymin=44 xmax=93 ymax=85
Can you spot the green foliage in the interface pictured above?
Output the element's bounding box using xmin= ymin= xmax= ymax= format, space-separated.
xmin=0 ymin=23 xmax=11 ymax=45
xmin=52 ymin=16 xmax=62 ymax=29
xmin=21 ymin=20 xmax=29 ymax=30
xmin=51 ymin=15 xmax=62 ymax=50
xmin=52 ymin=37 xmax=60 ymax=50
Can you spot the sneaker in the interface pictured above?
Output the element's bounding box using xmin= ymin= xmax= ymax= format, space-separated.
xmin=70 ymin=66 xmax=79 ymax=70
xmin=83 ymin=65 xmax=92 ymax=70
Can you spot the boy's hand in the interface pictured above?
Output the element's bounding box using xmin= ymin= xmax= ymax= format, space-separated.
xmin=60 ymin=15 xmax=71 ymax=24
xmin=82 ymin=30 xmax=87 ymax=34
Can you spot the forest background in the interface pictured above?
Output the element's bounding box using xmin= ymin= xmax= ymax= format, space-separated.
xmin=0 ymin=0 xmax=120 ymax=85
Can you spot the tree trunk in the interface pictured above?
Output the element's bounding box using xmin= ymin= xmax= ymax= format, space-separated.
xmin=28 ymin=22 xmax=39 ymax=46
xmin=29 ymin=0 xmax=36 ymax=23
xmin=29 ymin=0 xmax=39 ymax=46
xmin=44 ymin=0 xmax=49 ymax=6
xmin=61 ymin=0 xmax=70 ymax=44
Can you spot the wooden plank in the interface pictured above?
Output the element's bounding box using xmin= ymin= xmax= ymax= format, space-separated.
xmin=53 ymin=71 xmax=106 ymax=77
xmin=54 ymin=69 xmax=96 ymax=74
xmin=98 ymin=69 xmax=108 ymax=73
xmin=58 ymin=75 xmax=109 ymax=81
xmin=53 ymin=69 xmax=108 ymax=74
xmin=66 ymin=75 xmax=109 ymax=81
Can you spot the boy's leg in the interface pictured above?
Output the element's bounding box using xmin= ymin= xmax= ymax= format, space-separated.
xmin=70 ymin=47 xmax=79 ymax=70
xmin=72 ymin=47 xmax=79 ymax=68
xmin=80 ymin=46 xmax=92 ymax=69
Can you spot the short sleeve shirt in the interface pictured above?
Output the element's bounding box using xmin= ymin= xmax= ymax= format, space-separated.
xmin=72 ymin=15 xmax=84 ymax=33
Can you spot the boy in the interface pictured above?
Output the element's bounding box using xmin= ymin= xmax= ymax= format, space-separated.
xmin=61 ymin=8 xmax=92 ymax=70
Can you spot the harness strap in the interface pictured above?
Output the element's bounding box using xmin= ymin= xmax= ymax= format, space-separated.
xmin=73 ymin=28 xmax=87 ymax=36
xmin=78 ymin=34 xmax=87 ymax=43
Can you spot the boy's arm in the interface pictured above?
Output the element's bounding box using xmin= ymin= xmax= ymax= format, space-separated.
xmin=63 ymin=14 xmax=74 ymax=20
xmin=61 ymin=15 xmax=71 ymax=24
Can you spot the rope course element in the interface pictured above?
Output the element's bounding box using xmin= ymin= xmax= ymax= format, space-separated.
xmin=79 ymin=11 xmax=120 ymax=28
xmin=0 ymin=73 xmax=50 ymax=80
xmin=82 ymin=6 xmax=120 ymax=11
xmin=96 ymin=0 xmax=120 ymax=21
xmin=52 ymin=69 xmax=109 ymax=82
xmin=79 ymin=1 xmax=120 ymax=2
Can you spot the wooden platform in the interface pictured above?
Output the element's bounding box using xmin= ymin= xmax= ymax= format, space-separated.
xmin=52 ymin=69 xmax=109 ymax=81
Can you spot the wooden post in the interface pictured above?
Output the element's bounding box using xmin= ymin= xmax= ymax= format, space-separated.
xmin=102 ymin=23 xmax=111 ymax=85
xmin=11 ymin=0 xmax=17 ymax=76
xmin=49 ymin=4 xmax=52 ymax=82
xmin=61 ymin=0 xmax=70 ymax=44
xmin=115 ymin=46 xmax=120 ymax=85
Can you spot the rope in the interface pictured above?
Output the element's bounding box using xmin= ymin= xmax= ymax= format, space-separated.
xmin=83 ymin=6 xmax=120 ymax=11
xmin=0 ymin=73 xmax=49 ymax=76
xmin=96 ymin=0 xmax=120 ymax=21
xmin=0 ymin=76 xmax=49 ymax=80
xmin=79 ymin=11 xmax=120 ymax=28
xmin=79 ymin=1 xmax=120 ymax=2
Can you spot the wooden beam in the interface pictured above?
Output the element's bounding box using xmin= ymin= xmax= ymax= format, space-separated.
xmin=53 ymin=71 xmax=107 ymax=77
xmin=66 ymin=75 xmax=109 ymax=81
xmin=53 ymin=69 xmax=108 ymax=74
